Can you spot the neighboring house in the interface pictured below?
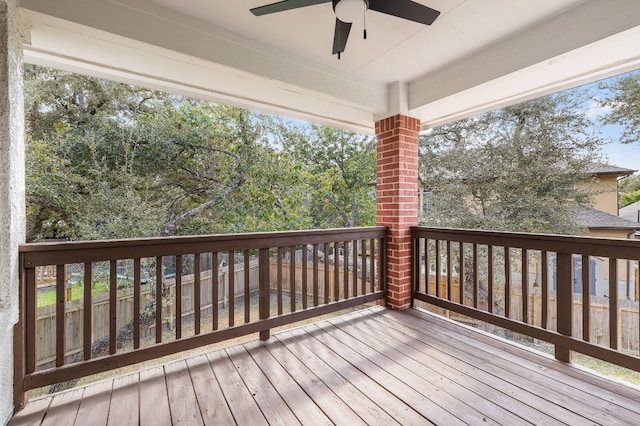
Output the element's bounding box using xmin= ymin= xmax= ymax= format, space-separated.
xmin=575 ymin=163 xmax=639 ymax=300
xmin=620 ymin=200 xmax=640 ymax=223
xmin=577 ymin=162 xmax=637 ymax=218
xmin=577 ymin=206 xmax=640 ymax=239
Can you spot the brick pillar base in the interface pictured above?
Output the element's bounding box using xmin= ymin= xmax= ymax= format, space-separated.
xmin=376 ymin=114 xmax=420 ymax=310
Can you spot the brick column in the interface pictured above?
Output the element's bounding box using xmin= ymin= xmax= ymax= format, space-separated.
xmin=376 ymin=114 xmax=420 ymax=310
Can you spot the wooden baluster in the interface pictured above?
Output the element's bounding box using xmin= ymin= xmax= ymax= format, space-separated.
xmin=313 ymin=244 xmax=319 ymax=307
xmin=582 ymin=254 xmax=590 ymax=342
xmin=541 ymin=251 xmax=548 ymax=329
xmin=343 ymin=241 xmax=349 ymax=300
xmin=133 ymin=259 xmax=140 ymax=349
xmin=155 ymin=257 xmax=162 ymax=343
xmin=447 ymin=240 xmax=453 ymax=301
xmin=505 ymin=248 xmax=511 ymax=319
xmin=556 ymin=252 xmax=572 ymax=363
xmin=435 ymin=240 xmax=441 ymax=298
xmin=277 ymin=247 xmax=283 ymax=315
xmin=302 ymin=245 xmax=308 ymax=309
xmin=84 ymin=262 xmax=93 ymax=358
xmin=259 ymin=248 xmax=270 ymax=341
xmin=371 ymin=238 xmax=377 ymax=293
xmin=109 ymin=261 xmax=117 ymax=355
xmin=175 ymin=255 xmax=182 ymax=339
xmin=487 ymin=245 xmax=493 ymax=313
xmin=325 ymin=243 xmax=331 ymax=304
xmin=194 ymin=254 xmax=201 ymax=335
xmin=244 ymin=250 xmax=250 ymax=323
xmin=379 ymin=237 xmax=387 ymax=293
xmin=56 ymin=265 xmax=67 ymax=367
xmin=290 ymin=246 xmax=297 ymax=312
xmin=425 ymin=239 xmax=431 ymax=295
xmin=473 ymin=244 xmax=479 ymax=309
xmin=353 ymin=240 xmax=359 ymax=298
xmin=229 ymin=251 xmax=235 ymax=327
xmin=459 ymin=243 xmax=464 ymax=304
xmin=412 ymin=237 xmax=420 ymax=294
xmin=212 ymin=252 xmax=219 ymax=331
xmin=522 ymin=249 xmax=529 ymax=323
xmin=362 ymin=239 xmax=368 ymax=295
xmin=334 ymin=243 xmax=340 ymax=301
xmin=609 ymin=258 xmax=618 ymax=350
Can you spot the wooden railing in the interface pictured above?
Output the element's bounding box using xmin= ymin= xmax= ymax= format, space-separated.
xmin=14 ymin=227 xmax=387 ymax=408
xmin=412 ymin=227 xmax=640 ymax=371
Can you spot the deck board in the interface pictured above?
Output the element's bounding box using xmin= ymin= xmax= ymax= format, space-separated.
xmin=165 ymin=360 xmax=203 ymax=425
xmin=386 ymin=309 xmax=640 ymax=425
xmin=10 ymin=306 xmax=640 ymax=425
xmin=282 ymin=328 xmax=429 ymax=425
xmin=8 ymin=397 xmax=51 ymax=426
xmin=40 ymin=387 xmax=83 ymax=426
xmin=225 ymin=344 xmax=302 ymax=426
xmin=76 ymin=378 xmax=112 ymax=426
xmin=207 ymin=349 xmax=267 ymax=425
xmin=107 ymin=373 xmax=138 ymax=426
xmin=331 ymin=313 xmax=562 ymax=426
xmin=256 ymin=338 xmax=367 ymax=425
xmin=243 ymin=341 xmax=333 ymax=424
xmin=185 ymin=355 xmax=235 ymax=425
xmin=356 ymin=309 xmax=588 ymax=425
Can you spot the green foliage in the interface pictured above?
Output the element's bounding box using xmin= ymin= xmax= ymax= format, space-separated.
xmin=621 ymin=190 xmax=640 ymax=207
xmin=25 ymin=65 xmax=373 ymax=241
xmin=420 ymin=91 xmax=604 ymax=234
xmin=276 ymin=124 xmax=376 ymax=228
xmin=618 ymin=174 xmax=640 ymax=207
xmin=619 ymin=173 xmax=640 ymax=193
xmin=599 ymin=71 xmax=640 ymax=145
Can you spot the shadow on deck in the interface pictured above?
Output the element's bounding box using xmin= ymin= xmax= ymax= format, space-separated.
xmin=10 ymin=306 xmax=640 ymax=425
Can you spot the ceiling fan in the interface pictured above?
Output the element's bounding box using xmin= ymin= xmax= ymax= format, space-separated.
xmin=250 ymin=0 xmax=440 ymax=59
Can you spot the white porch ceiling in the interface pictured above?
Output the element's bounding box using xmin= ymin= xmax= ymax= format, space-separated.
xmin=17 ymin=0 xmax=640 ymax=134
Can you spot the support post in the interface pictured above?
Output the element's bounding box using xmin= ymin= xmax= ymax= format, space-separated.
xmin=555 ymin=252 xmax=572 ymax=363
xmin=1 ymin=0 xmax=27 ymax=417
xmin=259 ymin=248 xmax=270 ymax=341
xmin=375 ymin=114 xmax=420 ymax=310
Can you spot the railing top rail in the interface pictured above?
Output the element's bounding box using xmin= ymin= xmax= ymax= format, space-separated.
xmin=412 ymin=226 xmax=640 ymax=259
xmin=21 ymin=226 xmax=388 ymax=267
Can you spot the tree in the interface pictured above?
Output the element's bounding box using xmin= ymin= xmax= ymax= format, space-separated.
xmin=618 ymin=173 xmax=640 ymax=207
xmin=599 ymin=71 xmax=640 ymax=145
xmin=277 ymin=124 xmax=376 ymax=228
xmin=24 ymin=65 xmax=175 ymax=240
xmin=24 ymin=65 xmax=278 ymax=240
xmin=419 ymin=91 xmax=604 ymax=234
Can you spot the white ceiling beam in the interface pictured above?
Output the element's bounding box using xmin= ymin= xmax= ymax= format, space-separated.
xmin=19 ymin=0 xmax=387 ymax=113
xmin=409 ymin=0 xmax=640 ymax=123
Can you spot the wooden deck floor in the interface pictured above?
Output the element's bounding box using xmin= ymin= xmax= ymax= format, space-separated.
xmin=10 ymin=306 xmax=640 ymax=425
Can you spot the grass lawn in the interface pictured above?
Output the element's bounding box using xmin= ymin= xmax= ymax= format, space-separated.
xmin=37 ymin=281 xmax=123 ymax=307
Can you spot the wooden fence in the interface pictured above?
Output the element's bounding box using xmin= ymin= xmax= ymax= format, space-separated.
xmin=35 ymin=259 xmax=362 ymax=368
xmin=425 ymin=276 xmax=639 ymax=354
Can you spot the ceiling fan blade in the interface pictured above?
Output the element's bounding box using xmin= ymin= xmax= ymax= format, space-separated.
xmin=368 ymin=0 xmax=440 ymax=25
xmin=332 ymin=18 xmax=352 ymax=55
xmin=250 ymin=0 xmax=331 ymax=16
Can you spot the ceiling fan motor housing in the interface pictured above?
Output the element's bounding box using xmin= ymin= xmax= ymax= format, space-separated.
xmin=333 ymin=0 xmax=369 ymax=23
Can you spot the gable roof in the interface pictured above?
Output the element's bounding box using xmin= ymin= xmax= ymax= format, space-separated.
xmin=619 ymin=201 xmax=640 ymax=223
xmin=585 ymin=162 xmax=636 ymax=177
xmin=577 ymin=206 xmax=640 ymax=230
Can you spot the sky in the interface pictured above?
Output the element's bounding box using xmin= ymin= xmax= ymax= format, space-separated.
xmin=581 ymin=75 xmax=639 ymax=173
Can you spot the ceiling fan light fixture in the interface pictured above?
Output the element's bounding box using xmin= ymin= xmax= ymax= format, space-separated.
xmin=334 ymin=0 xmax=366 ymax=23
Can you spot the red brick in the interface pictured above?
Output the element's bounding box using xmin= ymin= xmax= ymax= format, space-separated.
xmin=376 ymin=114 xmax=420 ymax=311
